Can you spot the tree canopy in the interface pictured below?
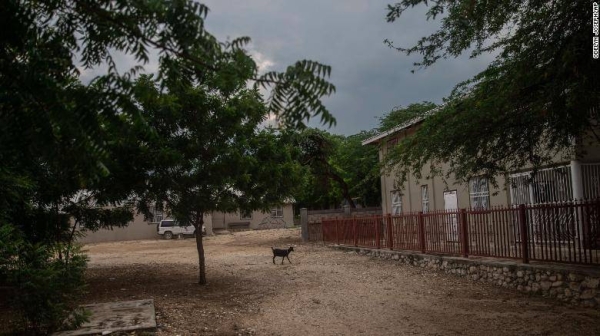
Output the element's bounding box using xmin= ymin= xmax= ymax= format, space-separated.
xmin=133 ymin=75 xmax=304 ymax=284
xmin=0 ymin=0 xmax=335 ymax=331
xmin=293 ymin=129 xmax=381 ymax=210
xmin=378 ymin=102 xmax=437 ymax=132
xmin=384 ymin=0 xmax=599 ymax=184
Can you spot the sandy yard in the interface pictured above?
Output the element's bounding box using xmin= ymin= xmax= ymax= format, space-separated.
xmin=81 ymin=228 xmax=600 ymax=336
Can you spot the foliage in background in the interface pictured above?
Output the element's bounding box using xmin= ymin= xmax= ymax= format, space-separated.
xmin=133 ymin=75 xmax=306 ymax=285
xmin=332 ymin=131 xmax=381 ymax=207
xmin=1 ymin=0 xmax=335 ymax=331
xmin=0 ymin=224 xmax=88 ymax=334
xmin=378 ymin=102 xmax=437 ymax=133
xmin=384 ymin=0 xmax=599 ymax=184
xmin=293 ymin=129 xmax=381 ymax=210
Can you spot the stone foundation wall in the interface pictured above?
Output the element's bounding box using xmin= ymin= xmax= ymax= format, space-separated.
xmin=307 ymin=207 xmax=382 ymax=224
xmin=331 ymin=245 xmax=600 ymax=309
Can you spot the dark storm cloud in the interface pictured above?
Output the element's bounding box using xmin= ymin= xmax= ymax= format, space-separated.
xmin=201 ymin=0 xmax=494 ymax=135
xmin=80 ymin=1 xmax=494 ymax=135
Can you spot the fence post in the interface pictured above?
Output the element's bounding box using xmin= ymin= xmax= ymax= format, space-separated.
xmin=519 ymin=204 xmax=529 ymax=264
xmin=387 ymin=214 xmax=393 ymax=250
xmin=335 ymin=218 xmax=340 ymax=245
xmin=375 ymin=215 xmax=381 ymax=249
xmin=418 ymin=211 xmax=426 ymax=253
xmin=460 ymin=209 xmax=469 ymax=258
xmin=353 ymin=216 xmax=358 ymax=247
xmin=300 ymin=208 xmax=308 ymax=241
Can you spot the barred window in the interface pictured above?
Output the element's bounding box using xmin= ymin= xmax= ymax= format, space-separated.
xmin=469 ymin=177 xmax=490 ymax=209
xmin=391 ymin=191 xmax=402 ymax=215
xmin=150 ymin=205 xmax=164 ymax=223
xmin=271 ymin=206 xmax=283 ymax=218
xmin=421 ymin=185 xmax=429 ymax=213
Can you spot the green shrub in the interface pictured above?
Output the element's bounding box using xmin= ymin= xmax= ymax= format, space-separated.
xmin=0 ymin=224 xmax=89 ymax=335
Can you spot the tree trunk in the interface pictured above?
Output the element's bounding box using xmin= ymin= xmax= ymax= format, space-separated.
xmin=194 ymin=212 xmax=206 ymax=285
xmin=327 ymin=171 xmax=356 ymax=208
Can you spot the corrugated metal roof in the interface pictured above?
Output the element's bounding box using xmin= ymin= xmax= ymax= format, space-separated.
xmin=361 ymin=104 xmax=446 ymax=145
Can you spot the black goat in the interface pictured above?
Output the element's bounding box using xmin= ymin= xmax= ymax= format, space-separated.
xmin=271 ymin=246 xmax=294 ymax=264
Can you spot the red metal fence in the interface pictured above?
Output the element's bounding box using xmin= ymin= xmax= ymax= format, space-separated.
xmin=320 ymin=200 xmax=600 ymax=265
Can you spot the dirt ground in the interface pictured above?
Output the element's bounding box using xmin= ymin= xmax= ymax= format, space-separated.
xmin=81 ymin=228 xmax=600 ymax=336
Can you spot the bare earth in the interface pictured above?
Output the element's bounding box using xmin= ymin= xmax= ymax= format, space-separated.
xmin=83 ymin=228 xmax=600 ymax=336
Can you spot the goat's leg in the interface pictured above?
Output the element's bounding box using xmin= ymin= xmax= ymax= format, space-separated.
xmin=281 ymin=256 xmax=284 ymax=265
xmin=273 ymin=256 xmax=276 ymax=264
xmin=286 ymin=255 xmax=292 ymax=264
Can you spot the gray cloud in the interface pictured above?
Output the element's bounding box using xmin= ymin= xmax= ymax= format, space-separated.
xmin=79 ymin=1 xmax=495 ymax=136
xmin=201 ymin=0 xmax=494 ymax=135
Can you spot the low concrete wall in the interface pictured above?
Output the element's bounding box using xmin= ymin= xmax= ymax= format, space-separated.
xmin=211 ymin=206 xmax=294 ymax=230
xmin=307 ymin=207 xmax=382 ymax=224
xmin=331 ymin=245 xmax=600 ymax=309
xmin=79 ymin=213 xmax=213 ymax=244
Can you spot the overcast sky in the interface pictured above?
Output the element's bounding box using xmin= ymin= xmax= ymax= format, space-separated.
xmin=81 ymin=1 xmax=495 ymax=136
xmin=200 ymin=0 xmax=497 ymax=135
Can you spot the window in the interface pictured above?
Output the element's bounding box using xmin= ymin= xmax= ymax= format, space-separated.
xmin=391 ymin=191 xmax=402 ymax=215
xmin=421 ymin=185 xmax=429 ymax=213
xmin=469 ymin=177 xmax=490 ymax=209
xmin=386 ymin=138 xmax=398 ymax=154
xmin=160 ymin=220 xmax=174 ymax=227
xmin=509 ymin=166 xmax=573 ymax=205
xmin=271 ymin=206 xmax=283 ymax=218
xmin=150 ymin=205 xmax=164 ymax=223
xmin=240 ymin=210 xmax=253 ymax=220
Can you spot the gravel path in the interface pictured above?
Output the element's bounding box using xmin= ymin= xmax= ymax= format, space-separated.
xmin=83 ymin=228 xmax=600 ymax=336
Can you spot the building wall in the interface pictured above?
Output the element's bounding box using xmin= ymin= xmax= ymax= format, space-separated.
xmin=211 ymin=204 xmax=295 ymax=230
xmin=78 ymin=213 xmax=213 ymax=244
xmin=579 ymin=129 xmax=600 ymax=162
xmin=376 ymin=127 xmax=585 ymax=213
xmin=381 ymin=160 xmax=511 ymax=213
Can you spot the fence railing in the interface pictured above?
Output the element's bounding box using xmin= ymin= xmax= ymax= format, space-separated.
xmin=319 ymin=200 xmax=600 ymax=265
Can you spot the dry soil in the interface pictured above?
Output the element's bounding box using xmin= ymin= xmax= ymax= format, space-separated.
xmin=80 ymin=228 xmax=599 ymax=336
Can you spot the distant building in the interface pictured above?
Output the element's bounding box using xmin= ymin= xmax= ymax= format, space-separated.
xmin=363 ymin=106 xmax=600 ymax=214
xmin=78 ymin=202 xmax=295 ymax=244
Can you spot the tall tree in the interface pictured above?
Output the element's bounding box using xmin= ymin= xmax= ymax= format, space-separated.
xmin=134 ymin=76 xmax=305 ymax=285
xmin=296 ymin=129 xmax=357 ymax=208
xmin=294 ymin=129 xmax=381 ymax=209
xmin=384 ymin=0 xmax=599 ymax=184
xmin=1 ymin=0 xmax=334 ymax=330
xmin=333 ymin=131 xmax=381 ymax=207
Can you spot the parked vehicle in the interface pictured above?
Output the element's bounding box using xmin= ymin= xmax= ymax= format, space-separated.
xmin=157 ymin=219 xmax=205 ymax=239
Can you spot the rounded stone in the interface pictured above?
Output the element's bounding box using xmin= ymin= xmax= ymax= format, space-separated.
xmin=582 ymin=300 xmax=597 ymax=308
xmin=540 ymin=281 xmax=552 ymax=291
xmin=583 ymin=277 xmax=600 ymax=289
xmin=569 ymin=282 xmax=582 ymax=291
xmin=581 ymin=289 xmax=597 ymax=300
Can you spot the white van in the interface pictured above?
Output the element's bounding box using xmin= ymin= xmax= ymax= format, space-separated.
xmin=157 ymin=219 xmax=205 ymax=239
